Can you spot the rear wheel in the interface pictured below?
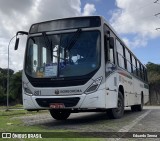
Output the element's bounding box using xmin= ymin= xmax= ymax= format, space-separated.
xmin=131 ymin=105 xmax=137 ymax=112
xmin=107 ymin=91 xmax=124 ymax=119
xmin=131 ymin=94 xmax=143 ymax=112
xmin=49 ymin=110 xmax=71 ymax=120
xmin=137 ymin=94 xmax=143 ymax=111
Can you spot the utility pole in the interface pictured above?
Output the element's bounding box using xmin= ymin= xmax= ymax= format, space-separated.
xmin=6 ymin=35 xmax=16 ymax=111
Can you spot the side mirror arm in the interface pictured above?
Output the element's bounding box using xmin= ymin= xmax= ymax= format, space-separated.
xmin=14 ymin=31 xmax=28 ymax=50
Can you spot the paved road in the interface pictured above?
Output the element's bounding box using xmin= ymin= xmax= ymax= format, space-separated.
xmin=14 ymin=106 xmax=160 ymax=140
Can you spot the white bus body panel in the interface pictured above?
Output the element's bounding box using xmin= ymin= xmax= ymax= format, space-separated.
xmin=22 ymin=16 xmax=149 ymax=111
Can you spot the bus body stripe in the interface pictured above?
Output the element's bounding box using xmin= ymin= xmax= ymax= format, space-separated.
xmin=118 ymin=71 xmax=132 ymax=79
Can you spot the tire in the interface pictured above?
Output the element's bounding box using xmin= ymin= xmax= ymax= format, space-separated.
xmin=131 ymin=105 xmax=137 ymax=112
xmin=49 ymin=110 xmax=71 ymax=120
xmin=131 ymin=94 xmax=143 ymax=112
xmin=137 ymin=95 xmax=143 ymax=111
xmin=107 ymin=91 xmax=124 ymax=119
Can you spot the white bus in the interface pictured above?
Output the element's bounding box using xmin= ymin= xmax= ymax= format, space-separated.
xmin=15 ymin=16 xmax=149 ymax=120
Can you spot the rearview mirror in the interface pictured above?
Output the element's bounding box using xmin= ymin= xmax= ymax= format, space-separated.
xmin=14 ymin=38 xmax=19 ymax=50
xmin=14 ymin=31 xmax=28 ymax=50
xmin=109 ymin=37 xmax=114 ymax=49
xmin=104 ymin=36 xmax=114 ymax=49
xmin=16 ymin=31 xmax=28 ymax=36
xmin=104 ymin=36 xmax=115 ymax=62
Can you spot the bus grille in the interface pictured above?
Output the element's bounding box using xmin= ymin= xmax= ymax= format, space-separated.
xmin=35 ymin=98 xmax=80 ymax=107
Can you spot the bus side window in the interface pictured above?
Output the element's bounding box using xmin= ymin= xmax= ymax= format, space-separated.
xmin=109 ymin=37 xmax=115 ymax=64
xmin=116 ymin=39 xmax=125 ymax=69
xmin=125 ymin=48 xmax=132 ymax=73
xmin=140 ymin=64 xmax=144 ymax=80
xmin=143 ymin=67 xmax=146 ymax=81
xmin=132 ymin=56 xmax=137 ymax=76
xmin=104 ymin=25 xmax=115 ymax=64
xmin=137 ymin=61 xmax=141 ymax=78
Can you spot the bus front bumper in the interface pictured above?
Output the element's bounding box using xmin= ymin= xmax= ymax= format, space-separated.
xmin=23 ymin=89 xmax=106 ymax=110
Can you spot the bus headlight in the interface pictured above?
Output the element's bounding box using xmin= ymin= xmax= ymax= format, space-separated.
xmin=23 ymin=82 xmax=33 ymax=96
xmin=85 ymin=77 xmax=103 ymax=94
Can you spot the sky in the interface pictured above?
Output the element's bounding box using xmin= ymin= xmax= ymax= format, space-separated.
xmin=0 ymin=0 xmax=160 ymax=72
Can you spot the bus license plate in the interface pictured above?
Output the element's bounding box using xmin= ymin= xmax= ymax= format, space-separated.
xmin=50 ymin=103 xmax=65 ymax=109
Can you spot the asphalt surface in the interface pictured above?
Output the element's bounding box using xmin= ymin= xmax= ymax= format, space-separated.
xmin=13 ymin=106 xmax=160 ymax=140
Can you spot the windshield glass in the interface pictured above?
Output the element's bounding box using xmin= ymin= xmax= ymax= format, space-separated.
xmin=25 ymin=31 xmax=100 ymax=78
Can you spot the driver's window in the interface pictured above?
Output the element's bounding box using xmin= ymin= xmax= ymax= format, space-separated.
xmin=104 ymin=25 xmax=115 ymax=64
xmin=110 ymin=48 xmax=114 ymax=64
xmin=33 ymin=44 xmax=38 ymax=72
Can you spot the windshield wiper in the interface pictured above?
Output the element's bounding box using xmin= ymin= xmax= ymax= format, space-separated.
xmin=65 ymin=28 xmax=82 ymax=51
xmin=62 ymin=28 xmax=82 ymax=64
xmin=42 ymin=32 xmax=53 ymax=61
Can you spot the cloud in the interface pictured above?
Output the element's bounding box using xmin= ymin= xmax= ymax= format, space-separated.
xmin=0 ymin=0 xmax=33 ymax=14
xmin=122 ymin=36 xmax=147 ymax=49
xmin=110 ymin=0 xmax=160 ymax=48
xmin=82 ymin=3 xmax=96 ymax=16
xmin=0 ymin=0 xmax=96 ymax=71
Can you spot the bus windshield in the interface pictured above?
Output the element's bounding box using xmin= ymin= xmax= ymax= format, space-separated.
xmin=25 ymin=30 xmax=100 ymax=78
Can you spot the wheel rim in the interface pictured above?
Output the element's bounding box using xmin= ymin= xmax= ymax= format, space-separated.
xmin=115 ymin=97 xmax=123 ymax=113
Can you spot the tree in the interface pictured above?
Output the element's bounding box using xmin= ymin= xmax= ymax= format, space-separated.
xmin=0 ymin=68 xmax=14 ymax=105
xmin=146 ymin=62 xmax=160 ymax=105
xmin=9 ymin=71 xmax=22 ymax=104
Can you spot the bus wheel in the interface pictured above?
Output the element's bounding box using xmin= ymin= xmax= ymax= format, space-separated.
xmin=131 ymin=94 xmax=143 ymax=112
xmin=107 ymin=92 xmax=124 ymax=119
xmin=49 ymin=110 xmax=71 ymax=120
xmin=137 ymin=94 xmax=143 ymax=111
xmin=131 ymin=105 xmax=137 ymax=112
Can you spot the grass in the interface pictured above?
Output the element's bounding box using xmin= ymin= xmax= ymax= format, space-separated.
xmin=0 ymin=104 xmax=23 ymax=110
xmin=0 ymin=109 xmax=106 ymax=141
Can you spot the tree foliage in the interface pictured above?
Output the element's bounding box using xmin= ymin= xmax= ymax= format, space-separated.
xmin=146 ymin=62 xmax=160 ymax=104
xmin=0 ymin=68 xmax=22 ymax=105
xmin=10 ymin=71 xmax=22 ymax=103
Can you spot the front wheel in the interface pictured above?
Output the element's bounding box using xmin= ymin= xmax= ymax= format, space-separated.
xmin=49 ymin=110 xmax=71 ymax=120
xmin=107 ymin=92 xmax=124 ymax=119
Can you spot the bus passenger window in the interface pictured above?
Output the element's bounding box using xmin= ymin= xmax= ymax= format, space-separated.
xmin=116 ymin=39 xmax=125 ymax=69
xmin=137 ymin=62 xmax=141 ymax=78
xmin=125 ymin=49 xmax=132 ymax=73
xmin=132 ymin=56 xmax=137 ymax=76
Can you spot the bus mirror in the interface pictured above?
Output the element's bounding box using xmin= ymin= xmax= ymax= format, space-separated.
xmin=14 ymin=31 xmax=28 ymax=50
xmin=104 ymin=35 xmax=108 ymax=50
xmin=14 ymin=38 xmax=19 ymax=50
xmin=109 ymin=37 xmax=114 ymax=49
xmin=16 ymin=31 xmax=28 ymax=36
xmin=104 ymin=36 xmax=114 ymax=49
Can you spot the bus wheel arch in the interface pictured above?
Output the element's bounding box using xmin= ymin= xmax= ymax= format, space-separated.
xmin=119 ymin=85 xmax=124 ymax=99
xmin=131 ymin=92 xmax=144 ymax=112
xmin=118 ymin=85 xmax=125 ymax=105
xmin=107 ymin=86 xmax=124 ymax=119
